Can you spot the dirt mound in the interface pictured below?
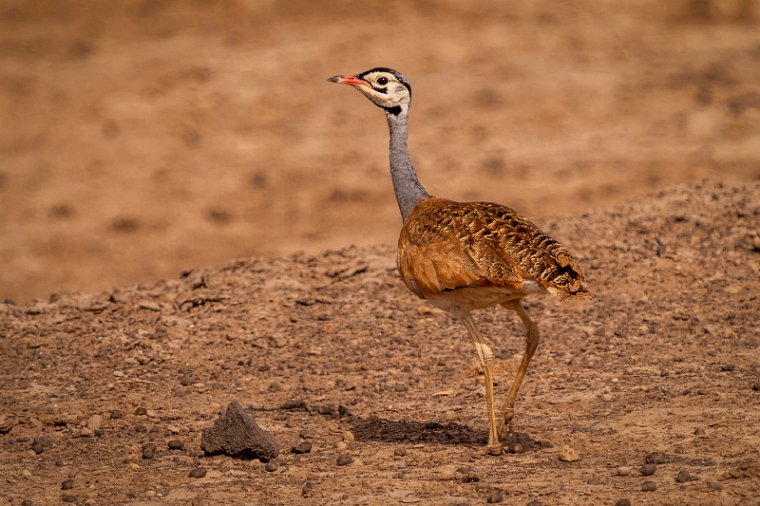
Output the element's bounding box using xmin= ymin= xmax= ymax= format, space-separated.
xmin=1 ymin=181 xmax=758 ymax=504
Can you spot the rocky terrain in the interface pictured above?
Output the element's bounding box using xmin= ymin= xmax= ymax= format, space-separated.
xmin=1 ymin=181 xmax=759 ymax=505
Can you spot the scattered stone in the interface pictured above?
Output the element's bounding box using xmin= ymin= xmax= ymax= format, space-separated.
xmin=720 ymin=363 xmax=735 ymax=372
xmin=264 ymin=461 xmax=278 ymax=472
xmin=506 ymin=441 xmax=524 ymax=454
xmin=614 ymin=499 xmax=631 ymax=506
xmin=61 ymin=479 xmax=74 ymax=490
xmin=338 ymin=404 xmax=352 ymax=416
xmin=486 ymin=491 xmax=503 ymax=503
xmin=200 ymin=400 xmax=279 ymax=460
xmin=615 ymin=466 xmax=633 ymax=477
xmin=21 ymin=500 xmax=32 ymax=506
xmin=0 ymin=415 xmax=15 ymax=434
xmin=676 ymin=469 xmax=698 ymax=482
xmin=640 ymin=463 xmax=657 ymax=476
xmin=645 ymin=452 xmax=668 ymax=464
xmin=86 ymin=415 xmax=102 ymax=432
xmin=134 ymin=407 xmax=147 ymax=416
xmin=317 ymin=405 xmax=335 ymax=415
xmin=394 ymin=448 xmax=407 ymax=457
xmin=31 ymin=441 xmax=44 ymax=455
xmin=142 ymin=448 xmax=154 ymax=459
xmin=459 ymin=466 xmax=479 ymax=483
xmin=526 ymin=500 xmax=543 ymax=506
xmin=168 ymin=439 xmax=184 ymax=450
xmin=109 ymin=409 xmax=124 ymax=420
xmin=292 ymin=441 xmax=312 ymax=454
xmin=342 ymin=431 xmax=355 ymax=442
xmin=21 ymin=469 xmax=32 ymax=479
xmin=558 ymin=446 xmax=579 ymax=462
xmin=302 ymin=477 xmax=317 ymax=497
xmin=299 ymin=428 xmax=316 ymax=439
xmin=335 ymin=441 xmax=348 ymax=451
xmin=62 ymin=496 xmax=77 ymax=503
xmin=188 ymin=467 xmax=207 ymax=478
xmin=707 ymin=481 xmax=724 ymax=491
xmin=336 ymin=455 xmax=353 ymax=466
xmin=641 ymin=480 xmax=657 ymax=492
xmin=280 ymin=399 xmax=306 ymax=410
xmin=694 ymin=427 xmax=706 ymax=436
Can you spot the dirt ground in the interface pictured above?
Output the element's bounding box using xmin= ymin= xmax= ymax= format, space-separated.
xmin=1 ymin=0 xmax=759 ymax=304
xmin=1 ymin=1 xmax=760 ymax=506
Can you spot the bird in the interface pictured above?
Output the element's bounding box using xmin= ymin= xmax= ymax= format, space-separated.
xmin=328 ymin=67 xmax=590 ymax=455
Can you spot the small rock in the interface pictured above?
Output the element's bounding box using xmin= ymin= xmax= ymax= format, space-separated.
xmin=614 ymin=499 xmax=631 ymax=506
xmin=342 ymin=431 xmax=355 ymax=442
xmin=707 ymin=481 xmax=723 ymax=491
xmin=506 ymin=441 xmax=524 ymax=454
xmin=335 ymin=441 xmax=348 ymax=451
xmin=338 ymin=404 xmax=352 ymax=416
xmin=336 ymin=455 xmax=353 ymax=466
xmin=558 ymin=446 xmax=579 ymax=462
xmin=62 ymin=496 xmax=77 ymax=503
xmin=302 ymin=477 xmax=317 ymax=497
xmin=21 ymin=469 xmax=32 ymax=479
xmin=292 ymin=442 xmax=312 ymax=454
xmin=645 ymin=452 xmax=668 ymax=464
xmin=110 ymin=409 xmax=124 ymax=420
xmin=200 ymin=400 xmax=279 ymax=460
xmin=317 ymin=405 xmax=334 ymax=415
xmin=694 ymin=427 xmax=705 ymax=436
xmin=720 ymin=363 xmax=735 ymax=372
xmin=264 ymin=461 xmax=278 ymax=472
xmin=526 ymin=500 xmax=543 ymax=506
xmin=61 ymin=479 xmax=74 ymax=490
xmin=145 ymin=490 xmax=157 ymax=498
xmin=640 ymin=463 xmax=657 ymax=476
xmin=86 ymin=415 xmax=102 ymax=432
xmin=676 ymin=469 xmax=697 ymax=482
xmin=188 ymin=467 xmax=207 ymax=478
xmin=180 ymin=375 xmax=193 ymax=386
xmin=31 ymin=441 xmax=44 ymax=454
xmin=142 ymin=448 xmax=154 ymax=459
xmin=21 ymin=500 xmax=32 ymax=506
xmin=394 ymin=448 xmax=407 ymax=457
xmin=0 ymin=414 xmax=16 ymax=434
xmin=299 ymin=428 xmax=316 ymax=439
xmin=486 ymin=491 xmax=503 ymax=503
xmin=168 ymin=439 xmax=184 ymax=450
xmin=615 ymin=466 xmax=633 ymax=477
xmin=641 ymin=480 xmax=657 ymax=492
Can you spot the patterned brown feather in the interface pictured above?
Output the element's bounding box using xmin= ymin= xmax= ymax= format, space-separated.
xmin=397 ymin=197 xmax=590 ymax=301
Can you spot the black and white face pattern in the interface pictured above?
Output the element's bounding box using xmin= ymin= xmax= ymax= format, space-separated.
xmin=355 ymin=68 xmax=412 ymax=115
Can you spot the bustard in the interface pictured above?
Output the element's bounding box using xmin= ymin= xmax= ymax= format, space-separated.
xmin=328 ymin=67 xmax=590 ymax=455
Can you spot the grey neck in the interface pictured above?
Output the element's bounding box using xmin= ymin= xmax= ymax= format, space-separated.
xmin=385 ymin=109 xmax=428 ymax=220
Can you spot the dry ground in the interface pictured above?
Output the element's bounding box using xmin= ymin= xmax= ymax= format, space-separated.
xmin=1 ymin=1 xmax=760 ymax=505
xmin=1 ymin=181 xmax=759 ymax=505
xmin=1 ymin=0 xmax=759 ymax=303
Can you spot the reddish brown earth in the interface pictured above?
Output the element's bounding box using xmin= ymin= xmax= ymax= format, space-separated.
xmin=2 ymin=181 xmax=759 ymax=505
xmin=1 ymin=2 xmax=760 ymax=506
xmin=1 ymin=0 xmax=759 ymax=304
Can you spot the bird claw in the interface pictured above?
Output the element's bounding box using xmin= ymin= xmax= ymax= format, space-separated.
xmin=477 ymin=444 xmax=505 ymax=456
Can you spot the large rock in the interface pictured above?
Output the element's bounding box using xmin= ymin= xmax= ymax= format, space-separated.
xmin=200 ymin=400 xmax=279 ymax=460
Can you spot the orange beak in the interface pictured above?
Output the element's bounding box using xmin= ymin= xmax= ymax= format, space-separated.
xmin=327 ymin=74 xmax=370 ymax=87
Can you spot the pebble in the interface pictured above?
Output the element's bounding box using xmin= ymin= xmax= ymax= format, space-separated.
xmin=614 ymin=499 xmax=631 ymax=506
xmin=317 ymin=405 xmax=334 ymax=415
xmin=134 ymin=407 xmax=147 ymax=416
xmin=21 ymin=469 xmax=32 ymax=479
xmin=31 ymin=441 xmax=44 ymax=454
xmin=645 ymin=452 xmax=668 ymax=464
xmin=188 ymin=467 xmax=207 ymax=478
xmin=506 ymin=441 xmax=524 ymax=454
xmin=486 ymin=491 xmax=503 ymax=503
xmin=110 ymin=409 xmax=124 ymax=420
xmin=336 ymin=455 xmax=353 ymax=466
xmin=707 ymin=481 xmax=724 ymax=491
xmin=640 ymin=463 xmax=657 ymax=476
xmin=167 ymin=439 xmax=184 ymax=450
xmin=61 ymin=479 xmax=75 ymax=490
xmin=264 ymin=461 xmax=278 ymax=472
xmin=558 ymin=446 xmax=579 ymax=462
xmin=694 ymin=427 xmax=706 ymax=436
xmin=394 ymin=448 xmax=407 ymax=457
xmin=21 ymin=501 xmax=32 ymax=506
xmin=142 ymin=448 xmax=154 ymax=459
xmin=526 ymin=500 xmax=543 ymax=506
xmin=62 ymin=496 xmax=77 ymax=503
xmin=676 ymin=469 xmax=697 ymax=482
xmin=292 ymin=442 xmax=312 ymax=454
xmin=641 ymin=480 xmax=657 ymax=492
xmin=720 ymin=363 xmax=735 ymax=372
xmin=180 ymin=375 xmax=193 ymax=386
xmin=86 ymin=415 xmax=102 ymax=432
xmin=615 ymin=466 xmax=633 ymax=477
xmin=299 ymin=428 xmax=316 ymax=439
xmin=335 ymin=441 xmax=348 ymax=451
xmin=342 ymin=431 xmax=355 ymax=442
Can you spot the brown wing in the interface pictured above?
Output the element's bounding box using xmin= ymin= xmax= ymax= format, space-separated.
xmin=397 ymin=197 xmax=589 ymax=300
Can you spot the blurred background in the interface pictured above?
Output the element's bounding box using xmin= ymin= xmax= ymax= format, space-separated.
xmin=1 ymin=0 xmax=758 ymax=303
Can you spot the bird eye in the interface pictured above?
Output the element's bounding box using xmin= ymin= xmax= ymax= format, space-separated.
xmin=377 ymin=77 xmax=389 ymax=85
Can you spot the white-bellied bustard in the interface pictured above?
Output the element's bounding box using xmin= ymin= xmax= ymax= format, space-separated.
xmin=328 ymin=67 xmax=590 ymax=455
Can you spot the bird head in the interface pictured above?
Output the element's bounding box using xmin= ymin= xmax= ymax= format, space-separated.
xmin=328 ymin=67 xmax=411 ymax=116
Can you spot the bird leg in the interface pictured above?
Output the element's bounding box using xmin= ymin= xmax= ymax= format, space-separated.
xmin=497 ymin=300 xmax=540 ymax=440
xmin=462 ymin=314 xmax=503 ymax=455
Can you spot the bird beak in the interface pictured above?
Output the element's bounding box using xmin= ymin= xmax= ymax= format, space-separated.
xmin=327 ymin=74 xmax=369 ymax=87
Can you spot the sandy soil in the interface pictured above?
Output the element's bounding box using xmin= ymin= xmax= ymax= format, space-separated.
xmin=1 ymin=0 xmax=759 ymax=303
xmin=1 ymin=2 xmax=760 ymax=505
xmin=1 ymin=181 xmax=759 ymax=505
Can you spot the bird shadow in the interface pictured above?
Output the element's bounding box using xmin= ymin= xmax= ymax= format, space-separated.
xmin=348 ymin=415 xmax=550 ymax=452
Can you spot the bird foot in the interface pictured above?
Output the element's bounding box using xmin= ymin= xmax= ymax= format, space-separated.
xmin=477 ymin=444 xmax=505 ymax=456
xmin=497 ymin=411 xmax=515 ymax=440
